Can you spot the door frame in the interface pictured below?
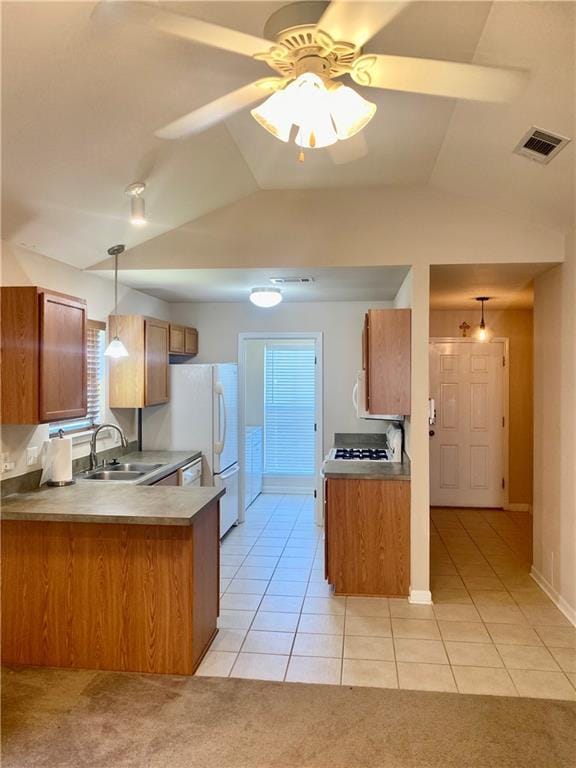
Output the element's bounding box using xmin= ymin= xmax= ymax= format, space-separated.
xmin=238 ymin=332 xmax=324 ymax=526
xmin=429 ymin=337 xmax=510 ymax=509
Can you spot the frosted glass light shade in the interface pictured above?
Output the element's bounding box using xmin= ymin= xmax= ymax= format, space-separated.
xmin=104 ymin=336 xmax=129 ymax=358
xmin=329 ymin=82 xmax=377 ymax=139
xmin=249 ymin=288 xmax=283 ymax=308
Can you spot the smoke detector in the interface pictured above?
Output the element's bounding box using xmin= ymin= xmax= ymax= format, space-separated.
xmin=513 ymin=126 xmax=571 ymax=165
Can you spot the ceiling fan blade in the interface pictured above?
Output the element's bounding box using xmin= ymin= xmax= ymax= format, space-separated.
xmin=318 ymin=1 xmax=410 ymax=48
xmin=92 ymin=1 xmax=272 ymax=58
xmin=155 ymin=79 xmax=284 ymax=140
xmin=327 ymin=132 xmax=368 ymax=165
xmin=351 ymin=54 xmax=526 ymax=102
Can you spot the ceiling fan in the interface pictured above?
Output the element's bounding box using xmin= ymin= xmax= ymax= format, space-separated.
xmin=94 ymin=1 xmax=526 ymax=154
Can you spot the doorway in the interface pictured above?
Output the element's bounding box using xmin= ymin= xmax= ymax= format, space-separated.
xmin=238 ymin=333 xmax=324 ymax=526
xmin=429 ymin=338 xmax=509 ymax=508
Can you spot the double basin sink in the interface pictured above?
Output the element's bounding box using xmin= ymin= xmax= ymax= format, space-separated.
xmin=76 ymin=462 xmax=163 ymax=482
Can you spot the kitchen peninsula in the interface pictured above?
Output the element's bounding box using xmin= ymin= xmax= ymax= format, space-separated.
xmin=1 ymin=474 xmax=223 ymax=676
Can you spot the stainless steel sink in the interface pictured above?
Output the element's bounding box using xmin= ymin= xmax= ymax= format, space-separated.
xmin=78 ymin=470 xmax=146 ymax=481
xmin=104 ymin=463 xmax=163 ymax=473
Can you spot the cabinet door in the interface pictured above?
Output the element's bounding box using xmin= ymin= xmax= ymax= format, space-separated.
xmin=144 ymin=319 xmax=169 ymax=406
xmin=252 ymin=430 xmax=263 ymax=499
xmin=39 ymin=292 xmax=87 ymax=422
xmin=185 ymin=328 xmax=198 ymax=355
xmin=169 ymin=325 xmax=185 ymax=354
xmin=367 ymin=309 xmax=411 ymax=415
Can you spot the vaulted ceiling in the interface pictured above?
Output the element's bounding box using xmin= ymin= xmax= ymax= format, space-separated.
xmin=2 ymin=1 xmax=574 ymax=271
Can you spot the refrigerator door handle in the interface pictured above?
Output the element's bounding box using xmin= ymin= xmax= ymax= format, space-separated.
xmin=214 ymin=383 xmax=227 ymax=455
xmin=352 ymin=379 xmax=359 ymax=413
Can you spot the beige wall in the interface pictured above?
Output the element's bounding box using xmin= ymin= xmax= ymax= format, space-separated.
xmin=430 ymin=309 xmax=533 ymax=507
xmin=0 ymin=242 xmax=171 ymax=479
xmin=533 ymin=233 xmax=576 ymax=621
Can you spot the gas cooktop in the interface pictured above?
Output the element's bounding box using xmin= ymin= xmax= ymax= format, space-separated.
xmin=329 ymin=448 xmax=391 ymax=462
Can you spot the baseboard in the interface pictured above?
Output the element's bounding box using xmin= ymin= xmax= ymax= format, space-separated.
xmin=261 ymin=485 xmax=315 ymax=495
xmin=409 ymin=589 xmax=433 ymax=605
xmin=530 ymin=566 xmax=576 ymax=626
xmin=504 ymin=503 xmax=532 ymax=513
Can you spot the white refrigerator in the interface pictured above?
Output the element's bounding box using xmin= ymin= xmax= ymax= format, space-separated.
xmin=142 ymin=363 xmax=239 ymax=537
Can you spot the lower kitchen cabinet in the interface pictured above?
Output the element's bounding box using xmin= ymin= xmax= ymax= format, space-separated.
xmin=325 ymin=477 xmax=410 ymax=597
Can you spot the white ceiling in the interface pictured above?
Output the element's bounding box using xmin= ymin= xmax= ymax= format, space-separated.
xmin=95 ymin=265 xmax=410 ymax=303
xmin=429 ymin=262 xmax=556 ymax=309
xmin=1 ymin=1 xmax=574 ymax=273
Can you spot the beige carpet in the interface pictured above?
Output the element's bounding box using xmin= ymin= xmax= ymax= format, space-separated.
xmin=2 ymin=666 xmax=575 ymax=768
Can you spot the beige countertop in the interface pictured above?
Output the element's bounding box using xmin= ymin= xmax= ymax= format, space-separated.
xmin=322 ymin=454 xmax=411 ymax=480
xmin=1 ymin=450 xmax=224 ymax=526
xmin=1 ymin=484 xmax=224 ymax=526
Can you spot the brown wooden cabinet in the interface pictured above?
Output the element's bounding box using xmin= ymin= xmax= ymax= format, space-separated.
xmin=363 ymin=309 xmax=411 ymax=415
xmin=1 ymin=286 xmax=87 ymax=424
xmin=325 ymin=477 xmax=410 ymax=597
xmin=169 ymin=324 xmax=198 ymax=356
xmin=108 ymin=315 xmax=169 ymax=408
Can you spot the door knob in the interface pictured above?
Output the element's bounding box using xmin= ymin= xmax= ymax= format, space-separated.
xmin=429 ymin=430 xmax=435 ymax=437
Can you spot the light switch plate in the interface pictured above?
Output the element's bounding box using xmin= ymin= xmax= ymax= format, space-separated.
xmin=27 ymin=446 xmax=39 ymax=466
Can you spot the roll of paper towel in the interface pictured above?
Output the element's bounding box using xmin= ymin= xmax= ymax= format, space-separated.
xmin=45 ymin=436 xmax=73 ymax=483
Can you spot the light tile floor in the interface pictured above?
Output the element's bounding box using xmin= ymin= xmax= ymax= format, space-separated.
xmin=196 ymin=495 xmax=576 ymax=700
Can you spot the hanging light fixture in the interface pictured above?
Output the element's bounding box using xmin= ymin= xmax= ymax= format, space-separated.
xmin=125 ymin=182 xmax=147 ymax=226
xmin=475 ymin=297 xmax=492 ymax=342
xmin=104 ymin=245 xmax=129 ymax=358
xmin=249 ymin=287 xmax=283 ymax=308
xmin=251 ymin=71 xmax=376 ymax=150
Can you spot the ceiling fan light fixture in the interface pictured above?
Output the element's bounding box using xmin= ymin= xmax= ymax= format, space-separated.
xmin=249 ymin=287 xmax=283 ymax=308
xmin=328 ymin=82 xmax=377 ymax=139
xmin=250 ymin=89 xmax=293 ymax=142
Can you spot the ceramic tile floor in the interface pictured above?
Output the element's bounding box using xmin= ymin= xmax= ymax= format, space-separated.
xmin=196 ymin=495 xmax=576 ymax=700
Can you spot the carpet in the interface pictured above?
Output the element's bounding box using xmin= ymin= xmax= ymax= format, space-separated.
xmin=2 ymin=666 xmax=575 ymax=768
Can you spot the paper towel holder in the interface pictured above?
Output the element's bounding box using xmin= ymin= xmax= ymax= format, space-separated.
xmin=47 ymin=429 xmax=76 ymax=487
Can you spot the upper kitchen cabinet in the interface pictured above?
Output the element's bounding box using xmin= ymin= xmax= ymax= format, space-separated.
xmin=363 ymin=309 xmax=411 ymax=415
xmin=169 ymin=324 xmax=198 ymax=356
xmin=108 ymin=315 xmax=169 ymax=408
xmin=1 ymin=286 xmax=87 ymax=424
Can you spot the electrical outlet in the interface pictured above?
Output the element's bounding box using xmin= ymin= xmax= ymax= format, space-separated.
xmin=27 ymin=446 xmax=39 ymax=466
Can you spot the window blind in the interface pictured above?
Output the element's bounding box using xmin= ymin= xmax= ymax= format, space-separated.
xmin=264 ymin=344 xmax=316 ymax=476
xmin=50 ymin=324 xmax=105 ymax=434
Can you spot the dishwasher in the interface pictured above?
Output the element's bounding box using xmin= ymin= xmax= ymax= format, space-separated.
xmin=178 ymin=458 xmax=203 ymax=487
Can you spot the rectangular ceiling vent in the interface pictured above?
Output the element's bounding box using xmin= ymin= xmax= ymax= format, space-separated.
xmin=513 ymin=126 xmax=571 ymax=165
xmin=269 ymin=277 xmax=314 ymax=285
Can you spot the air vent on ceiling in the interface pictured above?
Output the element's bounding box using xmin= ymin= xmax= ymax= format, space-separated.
xmin=513 ymin=126 xmax=571 ymax=165
xmin=269 ymin=277 xmax=314 ymax=285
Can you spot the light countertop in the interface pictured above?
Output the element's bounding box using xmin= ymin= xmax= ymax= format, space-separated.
xmin=1 ymin=450 xmax=224 ymax=526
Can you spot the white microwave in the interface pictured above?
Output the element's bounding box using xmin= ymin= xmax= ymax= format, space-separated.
xmin=352 ymin=370 xmax=405 ymax=422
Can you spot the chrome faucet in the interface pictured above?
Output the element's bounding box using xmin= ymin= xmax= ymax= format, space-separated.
xmin=90 ymin=423 xmax=128 ymax=470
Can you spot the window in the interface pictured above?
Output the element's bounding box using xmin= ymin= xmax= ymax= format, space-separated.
xmin=49 ymin=321 xmax=105 ymax=435
xmin=264 ymin=343 xmax=316 ymax=477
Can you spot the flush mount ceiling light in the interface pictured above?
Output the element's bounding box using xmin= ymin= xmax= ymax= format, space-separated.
xmin=104 ymin=244 xmax=129 ymax=358
xmin=99 ymin=0 xmax=527 ymax=155
xmin=475 ymin=297 xmax=492 ymax=342
xmin=125 ymin=182 xmax=146 ymax=226
xmin=249 ymin=287 xmax=283 ymax=308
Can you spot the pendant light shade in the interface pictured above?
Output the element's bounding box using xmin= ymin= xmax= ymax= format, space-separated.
xmin=328 ymin=82 xmax=377 ymax=139
xmin=104 ymin=244 xmax=129 ymax=358
xmin=249 ymin=287 xmax=283 ymax=308
xmin=475 ymin=297 xmax=492 ymax=342
xmin=126 ymin=182 xmax=147 ymax=226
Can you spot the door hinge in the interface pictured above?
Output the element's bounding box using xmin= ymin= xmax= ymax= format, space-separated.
xmin=502 ymin=477 xmax=505 ymax=489
xmin=502 ymin=416 xmax=505 ymax=427
xmin=503 ymin=356 xmax=506 ymax=367
xmin=314 ymin=423 xmax=317 ymax=432
xmin=314 ymin=356 xmax=317 ymax=364
xmin=313 ymin=489 xmax=317 ymax=498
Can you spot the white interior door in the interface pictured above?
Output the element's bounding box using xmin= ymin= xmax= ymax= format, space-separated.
xmin=430 ymin=340 xmax=506 ymax=508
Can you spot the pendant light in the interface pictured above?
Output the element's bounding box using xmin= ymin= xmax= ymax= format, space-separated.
xmin=125 ymin=182 xmax=147 ymax=226
xmin=475 ymin=297 xmax=492 ymax=342
xmin=104 ymin=244 xmax=129 ymax=358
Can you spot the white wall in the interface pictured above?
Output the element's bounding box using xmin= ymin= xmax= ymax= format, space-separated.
xmin=532 ymin=233 xmax=576 ymax=622
xmin=245 ymin=340 xmax=264 ymax=427
xmin=0 ymin=242 xmax=171 ymax=479
xmin=170 ymin=300 xmax=395 ymax=455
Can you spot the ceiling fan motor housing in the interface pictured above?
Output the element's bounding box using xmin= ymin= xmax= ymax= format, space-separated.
xmin=256 ymin=1 xmax=359 ymax=81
